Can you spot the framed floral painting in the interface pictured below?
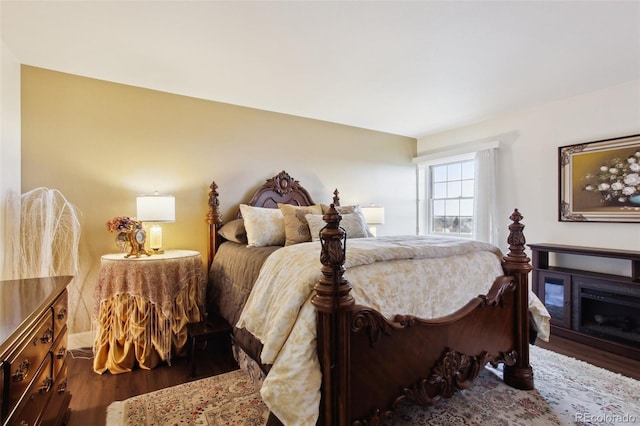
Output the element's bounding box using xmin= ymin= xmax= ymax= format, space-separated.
xmin=559 ymin=134 xmax=640 ymax=222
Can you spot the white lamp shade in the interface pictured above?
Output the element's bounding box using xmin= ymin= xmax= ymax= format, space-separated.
xmin=136 ymin=194 xmax=175 ymax=222
xmin=361 ymin=206 xmax=385 ymax=225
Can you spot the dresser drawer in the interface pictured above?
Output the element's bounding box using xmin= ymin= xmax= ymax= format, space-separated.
xmin=6 ymin=357 xmax=53 ymax=426
xmin=51 ymin=327 xmax=67 ymax=380
xmin=6 ymin=313 xmax=54 ymax=414
xmin=40 ymin=364 xmax=69 ymax=426
xmin=52 ymin=290 xmax=68 ymax=341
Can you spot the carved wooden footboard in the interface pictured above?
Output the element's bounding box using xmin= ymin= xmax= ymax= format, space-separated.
xmin=313 ymin=205 xmax=533 ymax=425
xmin=206 ymin=172 xmax=534 ymax=426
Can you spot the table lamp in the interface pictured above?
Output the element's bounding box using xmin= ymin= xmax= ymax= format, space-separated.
xmin=136 ymin=192 xmax=175 ymax=254
xmin=361 ymin=205 xmax=385 ymax=237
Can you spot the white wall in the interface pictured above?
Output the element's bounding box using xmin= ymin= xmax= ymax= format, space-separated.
xmin=0 ymin=40 xmax=21 ymax=279
xmin=418 ymin=80 xmax=640 ymax=256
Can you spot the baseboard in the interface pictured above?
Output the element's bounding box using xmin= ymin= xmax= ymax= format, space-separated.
xmin=68 ymin=330 xmax=94 ymax=349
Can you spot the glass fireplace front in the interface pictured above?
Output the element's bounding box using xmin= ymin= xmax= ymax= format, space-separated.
xmin=575 ymin=279 xmax=640 ymax=349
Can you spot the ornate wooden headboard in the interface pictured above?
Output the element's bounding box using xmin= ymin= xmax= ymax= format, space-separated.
xmin=236 ymin=170 xmax=315 ymax=215
xmin=206 ymin=170 xmax=339 ymax=268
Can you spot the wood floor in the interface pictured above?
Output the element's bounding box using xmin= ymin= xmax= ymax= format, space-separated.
xmin=65 ymin=334 xmax=238 ymax=426
xmin=64 ymin=334 xmax=639 ymax=426
xmin=535 ymin=335 xmax=640 ymax=380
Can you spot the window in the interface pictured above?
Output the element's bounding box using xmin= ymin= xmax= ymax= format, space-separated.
xmin=415 ymin=139 xmax=499 ymax=244
xmin=430 ymin=158 xmax=474 ymax=237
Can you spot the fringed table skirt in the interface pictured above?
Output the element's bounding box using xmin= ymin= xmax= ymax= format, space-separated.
xmin=93 ymin=250 xmax=205 ymax=374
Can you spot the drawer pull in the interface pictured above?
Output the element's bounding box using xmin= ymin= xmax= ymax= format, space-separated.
xmin=39 ymin=377 xmax=53 ymax=394
xmin=57 ymin=307 xmax=67 ymax=320
xmin=39 ymin=328 xmax=54 ymax=344
xmin=57 ymin=346 xmax=67 ymax=359
xmin=58 ymin=379 xmax=68 ymax=394
xmin=12 ymin=359 xmax=31 ymax=382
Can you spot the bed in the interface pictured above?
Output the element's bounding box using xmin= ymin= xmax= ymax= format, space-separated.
xmin=206 ymin=170 xmax=550 ymax=426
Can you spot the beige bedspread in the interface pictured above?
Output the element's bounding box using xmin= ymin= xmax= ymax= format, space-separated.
xmin=236 ymin=235 xmax=550 ymax=425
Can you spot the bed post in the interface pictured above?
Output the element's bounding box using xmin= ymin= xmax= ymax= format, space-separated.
xmin=206 ymin=181 xmax=223 ymax=271
xmin=501 ymin=208 xmax=534 ymax=390
xmin=312 ymin=204 xmax=354 ymax=426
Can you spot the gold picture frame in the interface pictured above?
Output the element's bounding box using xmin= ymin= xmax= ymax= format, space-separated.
xmin=559 ymin=134 xmax=640 ymax=222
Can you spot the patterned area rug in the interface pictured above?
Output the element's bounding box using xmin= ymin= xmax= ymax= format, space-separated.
xmin=106 ymin=369 xmax=268 ymax=425
xmin=385 ymin=345 xmax=640 ymax=425
xmin=106 ymin=345 xmax=640 ymax=425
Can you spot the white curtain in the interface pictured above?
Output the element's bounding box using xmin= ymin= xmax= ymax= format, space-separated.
xmin=473 ymin=148 xmax=498 ymax=244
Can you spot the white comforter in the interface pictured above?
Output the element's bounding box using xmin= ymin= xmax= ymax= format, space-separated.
xmin=236 ymin=235 xmax=550 ymax=425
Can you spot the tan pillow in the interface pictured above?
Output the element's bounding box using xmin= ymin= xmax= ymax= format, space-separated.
xmin=305 ymin=213 xmax=370 ymax=241
xmin=217 ymin=218 xmax=247 ymax=244
xmin=278 ymin=203 xmax=323 ymax=246
xmin=239 ymin=204 xmax=285 ymax=247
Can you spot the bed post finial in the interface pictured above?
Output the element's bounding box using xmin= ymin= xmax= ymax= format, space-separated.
xmin=206 ymin=181 xmax=223 ymax=270
xmin=504 ymin=209 xmax=529 ymax=265
xmin=333 ymin=189 xmax=340 ymax=206
xmin=502 ymin=208 xmax=534 ymax=390
xmin=312 ymin=203 xmax=353 ymax=425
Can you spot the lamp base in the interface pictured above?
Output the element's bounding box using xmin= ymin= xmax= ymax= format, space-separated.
xmin=150 ymin=248 xmax=165 ymax=254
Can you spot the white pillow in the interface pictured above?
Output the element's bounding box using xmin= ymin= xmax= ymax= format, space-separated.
xmin=321 ymin=204 xmax=374 ymax=237
xmin=352 ymin=205 xmax=375 ymax=238
xmin=305 ymin=213 xmax=370 ymax=241
xmin=239 ymin=204 xmax=285 ymax=247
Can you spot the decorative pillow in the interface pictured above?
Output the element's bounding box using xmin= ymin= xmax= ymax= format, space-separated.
xmin=239 ymin=204 xmax=285 ymax=247
xmin=217 ymin=218 xmax=247 ymax=244
xmin=278 ymin=203 xmax=323 ymax=246
xmin=305 ymin=213 xmax=370 ymax=241
xmin=321 ymin=204 xmax=356 ymax=214
xmin=320 ymin=204 xmax=374 ymax=237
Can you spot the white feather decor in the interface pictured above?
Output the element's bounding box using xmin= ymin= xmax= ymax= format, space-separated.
xmin=9 ymin=187 xmax=81 ymax=279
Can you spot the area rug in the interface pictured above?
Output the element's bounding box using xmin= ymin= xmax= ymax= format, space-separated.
xmin=384 ymin=345 xmax=640 ymax=426
xmin=106 ymin=369 xmax=268 ymax=425
xmin=106 ymin=345 xmax=639 ymax=425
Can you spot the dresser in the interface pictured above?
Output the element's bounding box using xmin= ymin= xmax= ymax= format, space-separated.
xmin=1 ymin=276 xmax=72 ymax=426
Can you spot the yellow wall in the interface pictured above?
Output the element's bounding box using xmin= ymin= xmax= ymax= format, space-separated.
xmin=21 ymin=66 xmax=416 ymax=334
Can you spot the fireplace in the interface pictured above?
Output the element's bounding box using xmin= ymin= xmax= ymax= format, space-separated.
xmin=530 ymin=243 xmax=640 ymax=360
xmin=573 ymin=277 xmax=640 ymax=349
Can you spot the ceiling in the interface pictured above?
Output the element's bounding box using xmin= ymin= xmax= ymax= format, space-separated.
xmin=2 ymin=1 xmax=639 ymax=138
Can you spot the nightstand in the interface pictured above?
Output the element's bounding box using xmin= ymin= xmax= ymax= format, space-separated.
xmin=93 ymin=249 xmax=206 ymax=374
xmin=187 ymin=315 xmax=231 ymax=377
